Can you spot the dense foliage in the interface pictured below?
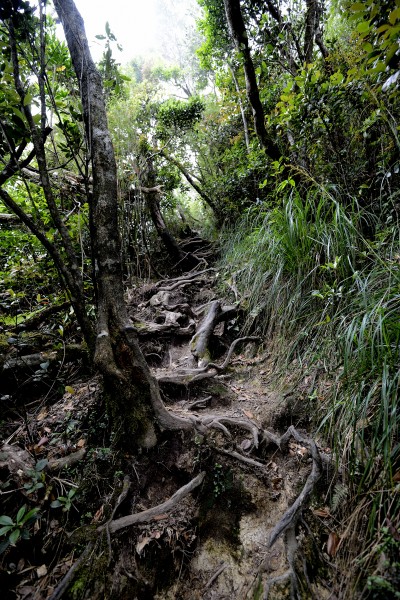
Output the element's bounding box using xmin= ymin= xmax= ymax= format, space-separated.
xmin=1 ymin=0 xmax=400 ymax=597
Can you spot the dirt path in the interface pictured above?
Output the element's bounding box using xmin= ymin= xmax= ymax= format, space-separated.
xmin=0 ymin=268 xmax=334 ymax=600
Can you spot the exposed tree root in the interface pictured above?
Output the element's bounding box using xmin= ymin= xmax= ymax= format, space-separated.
xmin=202 ymin=562 xmax=228 ymax=593
xmin=267 ymin=428 xmax=322 ymax=548
xmin=156 ymin=336 xmax=259 ymax=388
xmin=155 ymin=268 xmax=217 ymax=292
xmin=237 ymin=426 xmax=324 ymax=600
xmin=190 ymin=300 xmax=222 ymax=366
xmin=46 ymin=473 xmax=205 ymax=600
xmin=99 ymin=471 xmax=205 ymax=534
xmin=47 ymin=542 xmax=94 ymax=600
xmin=217 ymin=447 xmax=269 ymax=472
xmin=132 ymin=319 xmax=195 ymax=337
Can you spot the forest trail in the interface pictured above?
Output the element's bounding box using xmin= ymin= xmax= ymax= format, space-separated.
xmin=1 ymin=262 xmax=334 ymax=600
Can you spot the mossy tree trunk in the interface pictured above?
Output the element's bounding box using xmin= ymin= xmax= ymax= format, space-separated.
xmin=53 ymin=0 xmax=188 ymax=447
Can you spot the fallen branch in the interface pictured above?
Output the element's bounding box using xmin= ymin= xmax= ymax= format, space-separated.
xmin=102 ymin=471 xmax=205 ymax=534
xmin=49 ymin=448 xmax=86 ymax=472
xmin=10 ymin=300 xmax=70 ymax=332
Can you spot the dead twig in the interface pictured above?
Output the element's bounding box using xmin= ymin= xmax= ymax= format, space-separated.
xmin=202 ymin=561 xmax=227 ymax=594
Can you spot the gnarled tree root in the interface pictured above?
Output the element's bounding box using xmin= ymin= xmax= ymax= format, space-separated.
xmin=48 ymin=472 xmax=205 ymax=600
xmin=238 ymin=426 xmax=324 ymax=600
xmin=101 ymin=471 xmax=205 ymax=534
xmin=156 ymin=336 xmax=259 ymax=388
xmin=268 ymin=428 xmax=322 ymax=548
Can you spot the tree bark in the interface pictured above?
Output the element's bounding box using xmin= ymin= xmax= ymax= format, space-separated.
xmin=227 ymin=61 xmax=250 ymax=153
xmin=223 ymin=0 xmax=280 ymax=160
xmin=140 ymin=152 xmax=199 ymax=271
xmin=53 ymin=0 xmax=190 ymax=448
xmin=304 ymin=0 xmax=317 ymax=64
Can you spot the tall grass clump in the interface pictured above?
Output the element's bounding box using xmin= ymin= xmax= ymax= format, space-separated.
xmin=220 ymin=188 xmax=361 ymax=358
xmin=220 ymin=189 xmax=400 ymax=597
xmin=324 ymin=231 xmax=400 ymax=598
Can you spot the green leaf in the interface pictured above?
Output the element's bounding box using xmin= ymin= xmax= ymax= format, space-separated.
xmin=0 ymin=515 xmax=13 ymax=526
xmin=0 ymin=540 xmax=10 ymax=555
xmin=350 ymin=3 xmax=366 ymax=11
xmin=0 ymin=526 xmax=14 ymax=536
xmin=371 ymin=61 xmax=387 ymax=73
xmin=357 ymin=21 xmax=370 ymax=34
xmin=389 ymin=8 xmax=400 ymax=24
xmin=10 ymin=106 xmax=26 ymax=122
xmin=35 ymin=458 xmax=48 ymax=472
xmin=385 ymin=43 xmax=399 ymax=65
xmin=9 ymin=529 xmax=20 ymax=545
xmin=16 ymin=506 xmax=26 ymax=523
xmin=22 ymin=508 xmax=39 ymax=525
xmin=23 ymin=93 xmax=33 ymax=106
xmin=50 ymin=500 xmax=61 ymax=508
xmin=95 ymin=35 xmax=106 ymax=40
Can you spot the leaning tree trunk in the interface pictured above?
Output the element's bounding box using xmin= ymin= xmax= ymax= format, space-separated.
xmin=223 ymin=0 xmax=280 ymax=160
xmin=140 ymin=152 xmax=199 ymax=271
xmin=53 ymin=0 xmax=188 ymax=447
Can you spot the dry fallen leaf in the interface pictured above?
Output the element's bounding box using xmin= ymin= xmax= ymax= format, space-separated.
xmin=327 ymin=531 xmax=340 ymax=557
xmin=243 ymin=410 xmax=254 ymax=420
xmin=393 ymin=470 xmax=400 ymax=483
xmin=313 ymin=507 xmax=331 ymax=518
xmin=36 ymin=564 xmax=47 ymax=578
xmin=76 ymin=438 xmax=86 ymax=448
xmin=240 ymin=439 xmax=252 ymax=451
xmin=92 ymin=505 xmax=104 ymax=523
xmin=17 ymin=558 xmax=25 ymax=572
xmin=271 ymin=476 xmax=283 ymax=490
xmin=136 ymin=536 xmax=151 ymax=554
xmin=36 ymin=436 xmax=48 ymax=447
xmin=16 ymin=586 xmax=35 ymax=599
xmin=154 ymin=513 xmax=168 ymax=521
xmin=37 ymin=410 xmax=47 ymax=421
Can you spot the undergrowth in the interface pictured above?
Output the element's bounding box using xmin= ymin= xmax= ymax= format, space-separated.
xmin=219 ymin=187 xmax=400 ymax=598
